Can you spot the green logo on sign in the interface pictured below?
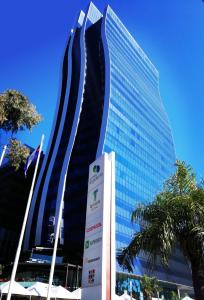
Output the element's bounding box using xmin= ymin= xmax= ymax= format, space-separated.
xmin=85 ymin=240 xmax=90 ymax=249
xmin=93 ymin=189 xmax=98 ymax=201
xmin=93 ymin=165 xmax=100 ymax=173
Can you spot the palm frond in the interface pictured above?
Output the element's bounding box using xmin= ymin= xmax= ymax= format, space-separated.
xmin=117 ymin=215 xmax=176 ymax=272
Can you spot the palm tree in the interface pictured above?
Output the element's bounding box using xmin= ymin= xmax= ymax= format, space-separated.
xmin=140 ymin=274 xmax=161 ymax=300
xmin=117 ymin=161 xmax=204 ymax=300
xmin=171 ymin=291 xmax=180 ymax=300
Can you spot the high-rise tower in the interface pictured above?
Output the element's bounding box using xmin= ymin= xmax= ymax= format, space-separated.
xmin=25 ymin=2 xmax=192 ymax=291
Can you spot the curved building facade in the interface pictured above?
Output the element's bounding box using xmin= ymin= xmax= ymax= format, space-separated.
xmin=25 ymin=2 xmax=192 ymax=291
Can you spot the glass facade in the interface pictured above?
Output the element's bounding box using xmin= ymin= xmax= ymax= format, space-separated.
xmin=100 ymin=7 xmax=191 ymax=285
xmin=102 ymin=5 xmax=174 ymax=262
xmin=27 ymin=2 xmax=192 ymax=289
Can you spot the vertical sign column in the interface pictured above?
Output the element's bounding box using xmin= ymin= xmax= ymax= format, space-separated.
xmin=81 ymin=152 xmax=115 ymax=300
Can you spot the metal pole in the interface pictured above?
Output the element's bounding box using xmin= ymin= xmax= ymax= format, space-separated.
xmin=65 ymin=263 xmax=69 ymax=288
xmin=110 ymin=152 xmax=116 ymax=300
xmin=76 ymin=265 xmax=79 ymax=289
xmin=46 ymin=171 xmax=67 ymax=300
xmin=6 ymin=134 xmax=44 ymax=300
xmin=30 ymin=247 xmax=34 ymax=262
xmin=0 ymin=145 xmax=7 ymax=167
xmin=130 ymin=280 xmax=132 ymax=300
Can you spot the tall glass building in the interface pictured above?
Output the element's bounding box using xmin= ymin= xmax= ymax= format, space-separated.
xmin=25 ymin=2 xmax=192 ymax=294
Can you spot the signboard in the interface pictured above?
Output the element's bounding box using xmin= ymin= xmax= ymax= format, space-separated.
xmin=81 ymin=152 xmax=115 ymax=300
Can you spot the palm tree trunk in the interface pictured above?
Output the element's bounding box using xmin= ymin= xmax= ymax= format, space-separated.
xmin=191 ymin=263 xmax=204 ymax=300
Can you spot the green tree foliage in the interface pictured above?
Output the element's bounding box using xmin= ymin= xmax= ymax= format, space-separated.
xmin=140 ymin=274 xmax=161 ymax=300
xmin=0 ymin=89 xmax=41 ymax=169
xmin=0 ymin=89 xmax=41 ymax=133
xmin=170 ymin=291 xmax=180 ymax=300
xmin=6 ymin=139 xmax=30 ymax=171
xmin=117 ymin=161 xmax=204 ymax=300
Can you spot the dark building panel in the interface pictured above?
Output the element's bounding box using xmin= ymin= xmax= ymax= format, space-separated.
xmin=42 ymin=28 xmax=83 ymax=245
xmin=28 ymin=39 xmax=71 ymax=248
xmin=63 ymin=19 xmax=105 ymax=263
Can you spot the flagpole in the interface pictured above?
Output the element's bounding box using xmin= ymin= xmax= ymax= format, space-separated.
xmin=0 ymin=145 xmax=7 ymax=167
xmin=6 ymin=134 xmax=44 ymax=300
xmin=47 ymin=170 xmax=67 ymax=300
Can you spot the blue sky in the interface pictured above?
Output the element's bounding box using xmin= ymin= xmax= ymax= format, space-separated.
xmin=0 ymin=0 xmax=204 ymax=176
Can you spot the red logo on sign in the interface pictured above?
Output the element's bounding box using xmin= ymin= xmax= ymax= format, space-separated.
xmin=88 ymin=269 xmax=95 ymax=284
xmin=86 ymin=222 xmax=102 ymax=233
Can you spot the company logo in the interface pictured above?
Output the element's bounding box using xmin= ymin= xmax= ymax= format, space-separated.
xmin=85 ymin=240 xmax=90 ymax=249
xmin=85 ymin=236 xmax=102 ymax=249
xmin=93 ymin=165 xmax=100 ymax=173
xmin=84 ymin=256 xmax=100 ymax=264
xmin=89 ymin=188 xmax=100 ymax=211
xmin=89 ymin=163 xmax=103 ymax=185
xmin=93 ymin=189 xmax=98 ymax=201
xmin=86 ymin=222 xmax=102 ymax=233
xmin=88 ymin=269 xmax=95 ymax=284
xmin=89 ymin=161 xmax=103 ymax=185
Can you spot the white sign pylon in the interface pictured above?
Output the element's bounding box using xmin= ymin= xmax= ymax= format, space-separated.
xmin=81 ymin=152 xmax=115 ymax=300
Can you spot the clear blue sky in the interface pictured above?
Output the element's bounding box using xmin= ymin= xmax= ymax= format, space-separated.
xmin=0 ymin=0 xmax=204 ymax=177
